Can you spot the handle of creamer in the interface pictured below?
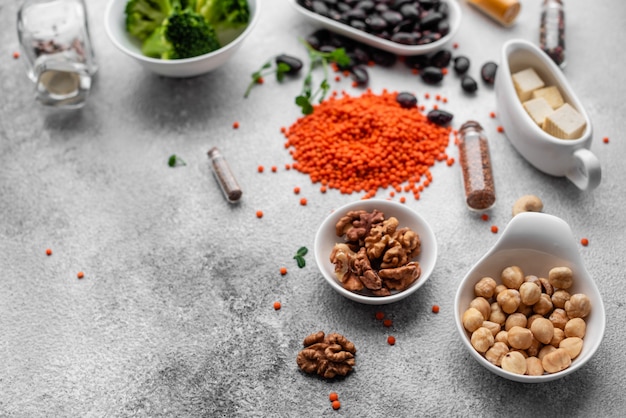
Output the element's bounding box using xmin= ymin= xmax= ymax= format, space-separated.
xmin=566 ymin=148 xmax=602 ymax=191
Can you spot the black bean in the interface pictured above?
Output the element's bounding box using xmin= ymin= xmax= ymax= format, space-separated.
xmin=420 ymin=66 xmax=443 ymax=84
xmin=311 ymin=0 xmax=330 ymax=16
xmin=437 ymin=1 xmax=449 ymax=17
xmin=453 ymin=56 xmax=470 ymax=74
xmin=343 ymin=8 xmax=366 ymax=20
xmin=349 ymin=46 xmax=371 ymax=64
xmin=375 ymin=3 xmax=389 ymax=13
xmin=419 ymin=11 xmax=443 ymax=30
xmin=396 ymin=91 xmax=418 ymax=108
xmin=350 ymin=65 xmax=369 ymax=86
xmin=337 ymin=2 xmax=351 ymax=12
xmin=405 ymin=54 xmax=430 ymax=70
xmin=437 ymin=20 xmax=450 ymax=36
xmin=481 ymin=61 xmax=498 ymax=84
xmin=400 ymin=3 xmax=420 ymax=20
xmin=355 ymin=0 xmax=375 ymax=12
xmin=366 ymin=15 xmax=388 ymax=32
xmin=275 ymin=54 xmax=304 ymax=75
xmin=370 ymin=48 xmax=397 ymax=67
xmin=391 ymin=32 xmax=419 ymax=45
xmin=430 ymin=49 xmax=452 ymax=68
xmin=418 ymin=32 xmax=440 ymax=44
xmin=427 ymin=109 xmax=454 ymax=126
xmin=392 ymin=0 xmax=413 ymax=10
xmin=461 ymin=75 xmax=478 ymax=93
xmin=350 ymin=19 xmax=367 ymax=31
xmin=420 ymin=0 xmax=439 ymax=10
xmin=382 ymin=10 xmax=404 ymax=26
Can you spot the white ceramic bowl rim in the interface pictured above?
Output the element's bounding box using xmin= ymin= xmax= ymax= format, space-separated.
xmin=454 ymin=212 xmax=606 ymax=382
xmin=498 ymin=39 xmax=592 ymax=145
xmin=104 ymin=0 xmax=261 ymax=65
xmin=314 ymin=199 xmax=438 ymax=305
xmin=288 ymin=0 xmax=461 ymax=56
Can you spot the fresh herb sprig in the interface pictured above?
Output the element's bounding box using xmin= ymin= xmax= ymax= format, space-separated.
xmin=296 ymin=40 xmax=350 ymax=115
xmin=244 ymin=61 xmax=293 ymax=98
xmin=293 ymin=246 xmax=308 ymax=268
xmin=168 ymin=154 xmax=186 ymax=167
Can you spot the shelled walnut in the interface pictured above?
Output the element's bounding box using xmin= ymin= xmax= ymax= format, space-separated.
xmin=296 ymin=331 xmax=356 ymax=379
xmin=329 ymin=209 xmax=422 ymax=296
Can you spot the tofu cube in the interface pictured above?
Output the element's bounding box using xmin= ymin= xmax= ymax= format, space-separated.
xmin=542 ymin=103 xmax=587 ymax=139
xmin=512 ymin=68 xmax=545 ymax=101
xmin=523 ymin=97 xmax=555 ymax=126
xmin=532 ymin=85 xmax=564 ymax=109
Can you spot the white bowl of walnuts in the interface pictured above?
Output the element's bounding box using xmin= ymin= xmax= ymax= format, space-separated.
xmin=454 ymin=212 xmax=606 ymax=382
xmin=314 ymin=199 xmax=438 ymax=305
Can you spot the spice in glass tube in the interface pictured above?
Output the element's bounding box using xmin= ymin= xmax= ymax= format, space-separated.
xmin=458 ymin=121 xmax=496 ymax=211
xmin=207 ymin=147 xmax=242 ymax=203
xmin=540 ymin=0 xmax=566 ymax=67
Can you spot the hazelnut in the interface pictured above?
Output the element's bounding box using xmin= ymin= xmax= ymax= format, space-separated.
xmin=559 ymin=337 xmax=583 ymax=360
xmin=471 ymin=327 xmax=495 ymax=354
xmin=489 ymin=302 xmax=507 ymax=325
xmin=497 ymin=289 xmax=521 ymax=314
xmin=538 ymin=344 xmax=557 ymax=360
xmin=474 ymin=276 xmax=497 ymax=298
xmin=485 ymin=342 xmax=509 ymax=366
xmin=549 ymin=308 xmax=569 ymax=330
xmin=505 ymin=312 xmax=528 ymax=331
xmin=482 ymin=320 xmax=502 ymax=337
xmin=550 ymin=328 xmax=565 ymax=348
xmin=507 ymin=326 xmax=533 ymax=350
xmin=501 ymin=266 xmax=524 ymax=289
xmin=530 ymin=317 xmax=555 ymax=345
xmin=495 ymin=330 xmax=509 ymax=345
xmin=463 ymin=308 xmax=486 ymax=332
xmin=542 ymin=348 xmax=572 ymax=373
xmin=519 ymin=281 xmax=542 ymax=305
xmin=501 ymin=351 xmax=527 ymax=375
xmin=526 ymin=356 xmax=544 ymax=376
xmin=533 ymin=293 xmax=554 ymax=316
xmin=470 ymin=297 xmax=491 ymax=321
xmin=564 ymin=318 xmax=586 ymax=338
xmin=548 ymin=266 xmax=573 ymax=290
xmin=551 ymin=289 xmax=571 ymax=309
xmin=565 ymin=293 xmax=591 ymax=318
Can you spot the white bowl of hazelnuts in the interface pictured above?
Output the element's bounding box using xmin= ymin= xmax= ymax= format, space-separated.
xmin=454 ymin=212 xmax=606 ymax=383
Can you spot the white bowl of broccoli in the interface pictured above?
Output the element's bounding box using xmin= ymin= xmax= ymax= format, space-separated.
xmin=105 ymin=0 xmax=259 ymax=77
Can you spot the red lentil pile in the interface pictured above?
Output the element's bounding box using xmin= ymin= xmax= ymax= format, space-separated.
xmin=282 ymin=89 xmax=452 ymax=199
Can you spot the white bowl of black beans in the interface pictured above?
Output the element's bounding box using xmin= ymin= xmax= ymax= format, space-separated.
xmin=289 ymin=0 xmax=461 ymax=56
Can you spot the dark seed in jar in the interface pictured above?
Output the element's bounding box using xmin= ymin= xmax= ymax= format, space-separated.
xmin=420 ymin=66 xmax=444 ymax=84
xmin=461 ymin=75 xmax=478 ymax=93
xmin=430 ymin=49 xmax=452 ymax=68
xmin=275 ymin=54 xmax=303 ymax=75
xmin=453 ymin=56 xmax=470 ymax=74
xmin=396 ymin=91 xmax=418 ymax=108
xmin=481 ymin=61 xmax=498 ymax=85
xmin=427 ymin=109 xmax=454 ymax=126
xmin=350 ymin=65 xmax=369 ymax=86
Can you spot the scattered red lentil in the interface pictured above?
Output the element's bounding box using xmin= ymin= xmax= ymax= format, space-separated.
xmin=489 ymin=111 xmax=496 ymax=118
xmin=383 ymin=319 xmax=393 ymax=327
xmin=331 ymin=400 xmax=341 ymax=410
xmin=285 ymin=164 xmax=291 ymax=170
xmin=256 ymin=210 xmax=264 ymax=218
xmin=320 ymin=185 xmax=327 ymax=193
xmin=446 ymin=157 xmax=455 ymax=166
xmin=299 ymin=197 xmax=308 ymax=206
xmin=273 ymin=301 xmax=281 ymax=310
xmin=256 ymin=77 xmax=264 ymax=84
xmin=442 ymin=97 xmax=448 ymax=103
xmin=481 ymin=213 xmax=489 ymax=221
xmin=257 ymin=165 xmax=264 ymax=173
xmin=497 ymin=126 xmax=504 ymax=133
xmin=280 ymin=267 xmax=288 ymax=275
xmin=77 ymin=271 xmax=84 ymax=279
xmin=271 ymin=166 xmax=277 ymax=172
xmin=387 ymin=335 xmax=396 ymax=345
xmin=293 ymin=186 xmax=301 ymax=194
xmin=453 ymin=42 xmax=459 ymax=49
xmin=491 ymin=225 xmax=499 ymax=233
xmin=13 ymin=51 xmax=20 ymax=59
xmin=432 ymin=104 xmax=438 ymax=110
xmin=435 ymin=94 xmax=441 ymax=101
xmin=442 ymin=68 xmax=448 ymax=75
xmin=424 ymin=93 xmax=430 ymax=99
xmin=232 ymin=121 xmax=240 ymax=129
xmin=399 ymin=196 xmax=406 ymax=204
xmin=581 ymin=237 xmax=589 ymax=246
xmin=603 ymin=137 xmax=609 ymax=144
xmin=329 ymin=392 xmax=339 ymax=402
xmin=411 ymin=68 xmax=419 ymax=75
xmin=45 ymin=248 xmax=52 ymax=256
xmin=432 ymin=305 xmax=440 ymax=313
xmin=375 ymin=311 xmax=385 ymax=320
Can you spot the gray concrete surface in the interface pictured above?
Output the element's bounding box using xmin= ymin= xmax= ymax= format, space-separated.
xmin=1 ymin=0 xmax=625 ymax=416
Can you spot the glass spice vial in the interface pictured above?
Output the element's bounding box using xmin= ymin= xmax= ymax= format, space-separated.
xmin=458 ymin=121 xmax=496 ymax=211
xmin=207 ymin=147 xmax=242 ymax=203
xmin=540 ymin=0 xmax=566 ymax=68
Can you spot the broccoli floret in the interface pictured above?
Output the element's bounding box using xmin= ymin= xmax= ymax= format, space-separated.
xmin=125 ymin=0 xmax=174 ymax=41
xmin=141 ymin=6 xmax=221 ymax=60
xmin=196 ymin=0 xmax=250 ymax=30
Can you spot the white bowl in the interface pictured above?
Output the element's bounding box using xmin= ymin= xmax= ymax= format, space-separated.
xmin=454 ymin=212 xmax=606 ymax=383
xmin=104 ymin=0 xmax=260 ymax=78
xmin=495 ymin=39 xmax=601 ymax=190
xmin=288 ymin=0 xmax=461 ymax=56
xmin=314 ymin=199 xmax=438 ymax=305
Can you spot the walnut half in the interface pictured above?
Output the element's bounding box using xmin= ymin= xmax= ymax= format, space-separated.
xmin=296 ymin=331 xmax=356 ymax=379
